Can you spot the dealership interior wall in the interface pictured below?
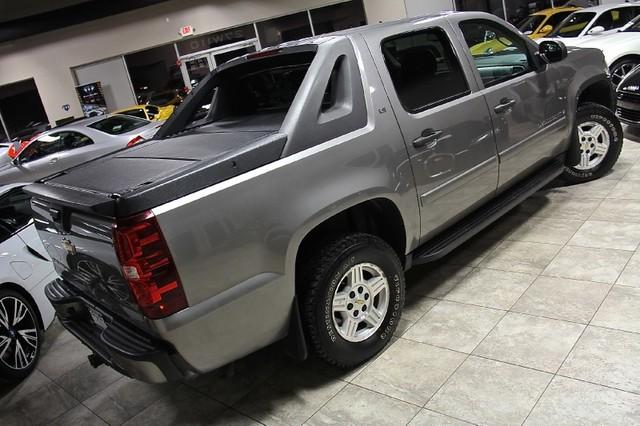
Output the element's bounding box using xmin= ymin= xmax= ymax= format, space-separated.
xmin=0 ymin=0 xmax=622 ymax=136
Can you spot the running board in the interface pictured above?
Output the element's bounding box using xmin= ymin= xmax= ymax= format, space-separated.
xmin=412 ymin=158 xmax=564 ymax=265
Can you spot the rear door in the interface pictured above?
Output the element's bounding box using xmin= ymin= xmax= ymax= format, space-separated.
xmin=366 ymin=20 xmax=499 ymax=239
xmin=453 ymin=17 xmax=569 ymax=189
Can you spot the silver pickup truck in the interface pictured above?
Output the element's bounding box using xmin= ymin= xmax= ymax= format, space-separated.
xmin=24 ymin=12 xmax=622 ymax=383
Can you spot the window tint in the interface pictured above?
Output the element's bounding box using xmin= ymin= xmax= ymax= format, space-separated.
xmin=545 ymin=11 xmax=574 ymax=30
xmin=550 ymin=12 xmax=595 ymax=37
xmin=381 ymin=28 xmax=470 ymax=113
xmin=19 ymin=131 xmax=93 ymax=162
xmin=0 ymin=188 xmax=31 ymax=237
xmin=89 ymin=115 xmax=149 ymax=135
xmin=460 ymin=20 xmax=532 ymax=87
xmin=594 ymin=7 xmax=639 ymax=31
xmin=518 ymin=15 xmax=545 ymax=34
xmin=121 ymin=108 xmax=148 ymax=119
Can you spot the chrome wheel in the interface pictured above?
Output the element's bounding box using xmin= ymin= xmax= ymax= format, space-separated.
xmin=0 ymin=297 xmax=38 ymax=371
xmin=332 ymin=263 xmax=390 ymax=343
xmin=576 ymin=121 xmax=610 ymax=171
xmin=611 ymin=62 xmax=639 ymax=87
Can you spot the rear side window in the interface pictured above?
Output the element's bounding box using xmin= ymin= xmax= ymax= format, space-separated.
xmin=177 ymin=51 xmax=316 ymax=131
xmin=550 ymin=12 xmax=595 ymax=37
xmin=545 ymin=11 xmax=574 ymax=30
xmin=594 ymin=7 xmax=640 ymax=31
xmin=89 ymin=115 xmax=149 ymax=135
xmin=381 ymin=28 xmax=470 ymax=113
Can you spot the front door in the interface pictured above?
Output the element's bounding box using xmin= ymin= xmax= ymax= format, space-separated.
xmin=369 ymin=24 xmax=500 ymax=239
xmin=455 ymin=17 xmax=569 ymax=189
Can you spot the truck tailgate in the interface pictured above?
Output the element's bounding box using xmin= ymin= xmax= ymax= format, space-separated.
xmin=29 ymin=196 xmax=148 ymax=327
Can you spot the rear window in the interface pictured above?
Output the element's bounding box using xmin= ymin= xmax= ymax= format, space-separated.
xmin=172 ymin=51 xmax=316 ymax=133
xmin=89 ymin=115 xmax=149 ymax=135
xmin=120 ymin=108 xmax=147 ymax=119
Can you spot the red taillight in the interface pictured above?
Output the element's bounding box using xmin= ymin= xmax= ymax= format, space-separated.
xmin=127 ymin=135 xmax=145 ymax=147
xmin=113 ymin=211 xmax=187 ymax=319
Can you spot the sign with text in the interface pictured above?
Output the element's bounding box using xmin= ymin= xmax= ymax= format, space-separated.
xmin=75 ymin=81 xmax=108 ymax=118
xmin=176 ymin=24 xmax=256 ymax=56
xmin=179 ymin=25 xmax=195 ymax=37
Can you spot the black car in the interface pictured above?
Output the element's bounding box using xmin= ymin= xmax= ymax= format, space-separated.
xmin=617 ymin=65 xmax=640 ymax=125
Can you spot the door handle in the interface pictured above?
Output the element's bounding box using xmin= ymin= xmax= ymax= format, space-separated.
xmin=494 ymin=98 xmax=516 ymax=114
xmin=49 ymin=157 xmax=58 ymax=164
xmin=413 ymin=129 xmax=443 ymax=149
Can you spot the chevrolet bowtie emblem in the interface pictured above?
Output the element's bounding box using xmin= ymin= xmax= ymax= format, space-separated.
xmin=62 ymin=238 xmax=77 ymax=256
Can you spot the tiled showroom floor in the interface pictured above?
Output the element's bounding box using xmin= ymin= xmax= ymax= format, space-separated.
xmin=3 ymin=137 xmax=640 ymax=425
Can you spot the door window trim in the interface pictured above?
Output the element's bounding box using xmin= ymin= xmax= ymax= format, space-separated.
xmin=459 ymin=18 xmax=536 ymax=90
xmin=380 ymin=26 xmax=472 ymax=114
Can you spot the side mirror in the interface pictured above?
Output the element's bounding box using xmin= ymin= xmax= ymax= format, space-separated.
xmin=587 ymin=25 xmax=605 ymax=35
xmin=539 ymin=24 xmax=553 ymax=35
xmin=523 ymin=30 xmax=533 ymax=35
xmin=539 ymin=40 xmax=568 ymax=63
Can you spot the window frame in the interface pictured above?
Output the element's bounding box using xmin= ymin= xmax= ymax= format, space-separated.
xmin=0 ymin=187 xmax=32 ymax=239
xmin=380 ymin=26 xmax=472 ymax=115
xmin=459 ymin=19 xmax=536 ymax=89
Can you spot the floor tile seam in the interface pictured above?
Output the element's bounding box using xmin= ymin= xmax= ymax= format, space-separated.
xmin=553 ymin=372 xmax=640 ymax=396
xmin=36 ymin=381 xmax=82 ymax=425
xmin=419 ymin=307 xmax=511 ymax=410
xmin=586 ymin=251 xmax=637 ymax=330
xmin=411 ymin=407 xmax=482 ymax=426
xmin=297 ymin=380 xmax=349 ymax=425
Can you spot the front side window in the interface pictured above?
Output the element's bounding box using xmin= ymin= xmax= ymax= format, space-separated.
xmin=518 ymin=15 xmax=545 ymax=35
xmin=0 ymin=188 xmax=31 ymax=236
xmin=19 ymin=133 xmax=65 ymax=163
xmin=594 ymin=7 xmax=640 ymax=31
xmin=544 ymin=11 xmax=575 ymax=31
xmin=381 ymin=28 xmax=470 ymax=113
xmin=460 ymin=20 xmax=533 ymax=88
xmin=550 ymin=12 xmax=596 ymax=37
xmin=63 ymin=131 xmax=94 ymax=149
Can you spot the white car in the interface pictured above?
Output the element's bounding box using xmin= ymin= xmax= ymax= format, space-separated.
xmin=0 ymin=183 xmax=56 ymax=381
xmin=547 ymin=3 xmax=640 ymax=40
xmin=555 ymin=15 xmax=640 ymax=87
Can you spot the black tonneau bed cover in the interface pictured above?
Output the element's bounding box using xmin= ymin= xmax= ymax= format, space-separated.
xmin=25 ymin=126 xmax=287 ymax=218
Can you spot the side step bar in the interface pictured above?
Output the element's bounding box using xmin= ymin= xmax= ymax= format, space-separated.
xmin=412 ymin=158 xmax=564 ymax=265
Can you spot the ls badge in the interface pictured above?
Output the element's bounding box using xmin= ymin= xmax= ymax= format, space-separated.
xmin=61 ymin=238 xmax=77 ymax=256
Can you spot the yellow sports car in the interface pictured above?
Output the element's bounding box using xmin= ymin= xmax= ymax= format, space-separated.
xmin=113 ymin=104 xmax=175 ymax=121
xmin=470 ymin=7 xmax=580 ymax=56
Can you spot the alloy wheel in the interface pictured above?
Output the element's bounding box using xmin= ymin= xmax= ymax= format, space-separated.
xmin=0 ymin=296 xmax=38 ymax=371
xmin=611 ymin=62 xmax=639 ymax=87
xmin=332 ymin=263 xmax=390 ymax=343
xmin=576 ymin=121 xmax=610 ymax=171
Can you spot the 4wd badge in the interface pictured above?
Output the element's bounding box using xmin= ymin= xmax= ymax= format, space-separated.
xmin=61 ymin=239 xmax=77 ymax=256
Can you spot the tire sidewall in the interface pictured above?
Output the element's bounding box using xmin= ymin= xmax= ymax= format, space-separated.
xmin=315 ymin=241 xmax=404 ymax=364
xmin=0 ymin=290 xmax=42 ymax=382
xmin=565 ymin=107 xmax=621 ymax=181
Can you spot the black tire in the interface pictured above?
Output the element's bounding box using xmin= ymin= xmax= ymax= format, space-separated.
xmin=301 ymin=233 xmax=404 ymax=368
xmin=562 ymin=102 xmax=623 ymax=184
xmin=0 ymin=289 xmax=42 ymax=382
xmin=610 ymin=57 xmax=640 ymax=88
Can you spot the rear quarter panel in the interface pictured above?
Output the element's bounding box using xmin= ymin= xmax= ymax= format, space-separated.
xmin=149 ymin=35 xmax=419 ymax=370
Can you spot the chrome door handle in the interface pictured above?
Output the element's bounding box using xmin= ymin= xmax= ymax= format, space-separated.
xmin=494 ymin=98 xmax=516 ymax=114
xmin=413 ymin=129 xmax=443 ymax=149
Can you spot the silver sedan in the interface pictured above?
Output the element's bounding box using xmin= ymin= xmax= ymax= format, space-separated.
xmin=0 ymin=115 xmax=161 ymax=186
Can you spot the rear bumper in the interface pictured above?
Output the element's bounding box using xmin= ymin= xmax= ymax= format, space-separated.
xmin=45 ymin=279 xmax=195 ymax=383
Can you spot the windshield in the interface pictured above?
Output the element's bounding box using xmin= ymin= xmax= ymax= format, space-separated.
xmin=623 ymin=16 xmax=640 ymax=32
xmin=550 ymin=12 xmax=595 ymax=37
xmin=518 ymin=15 xmax=545 ymax=34
xmin=89 ymin=115 xmax=149 ymax=135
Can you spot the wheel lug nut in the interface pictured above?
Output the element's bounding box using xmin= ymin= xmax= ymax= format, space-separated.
xmin=357 ymin=287 xmax=363 ymax=294
xmin=349 ymin=291 xmax=355 ymax=298
xmin=362 ymin=305 xmax=367 ymax=311
xmin=347 ymin=303 xmax=353 ymax=310
xmin=364 ymin=294 xmax=369 ymax=300
xmin=353 ymin=310 xmax=359 ymax=317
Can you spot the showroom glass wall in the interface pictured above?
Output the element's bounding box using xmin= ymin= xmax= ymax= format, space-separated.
xmin=455 ymin=0 xmax=601 ymax=25
xmin=77 ymin=0 xmax=368 ymax=107
xmin=0 ymin=79 xmax=49 ymax=144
